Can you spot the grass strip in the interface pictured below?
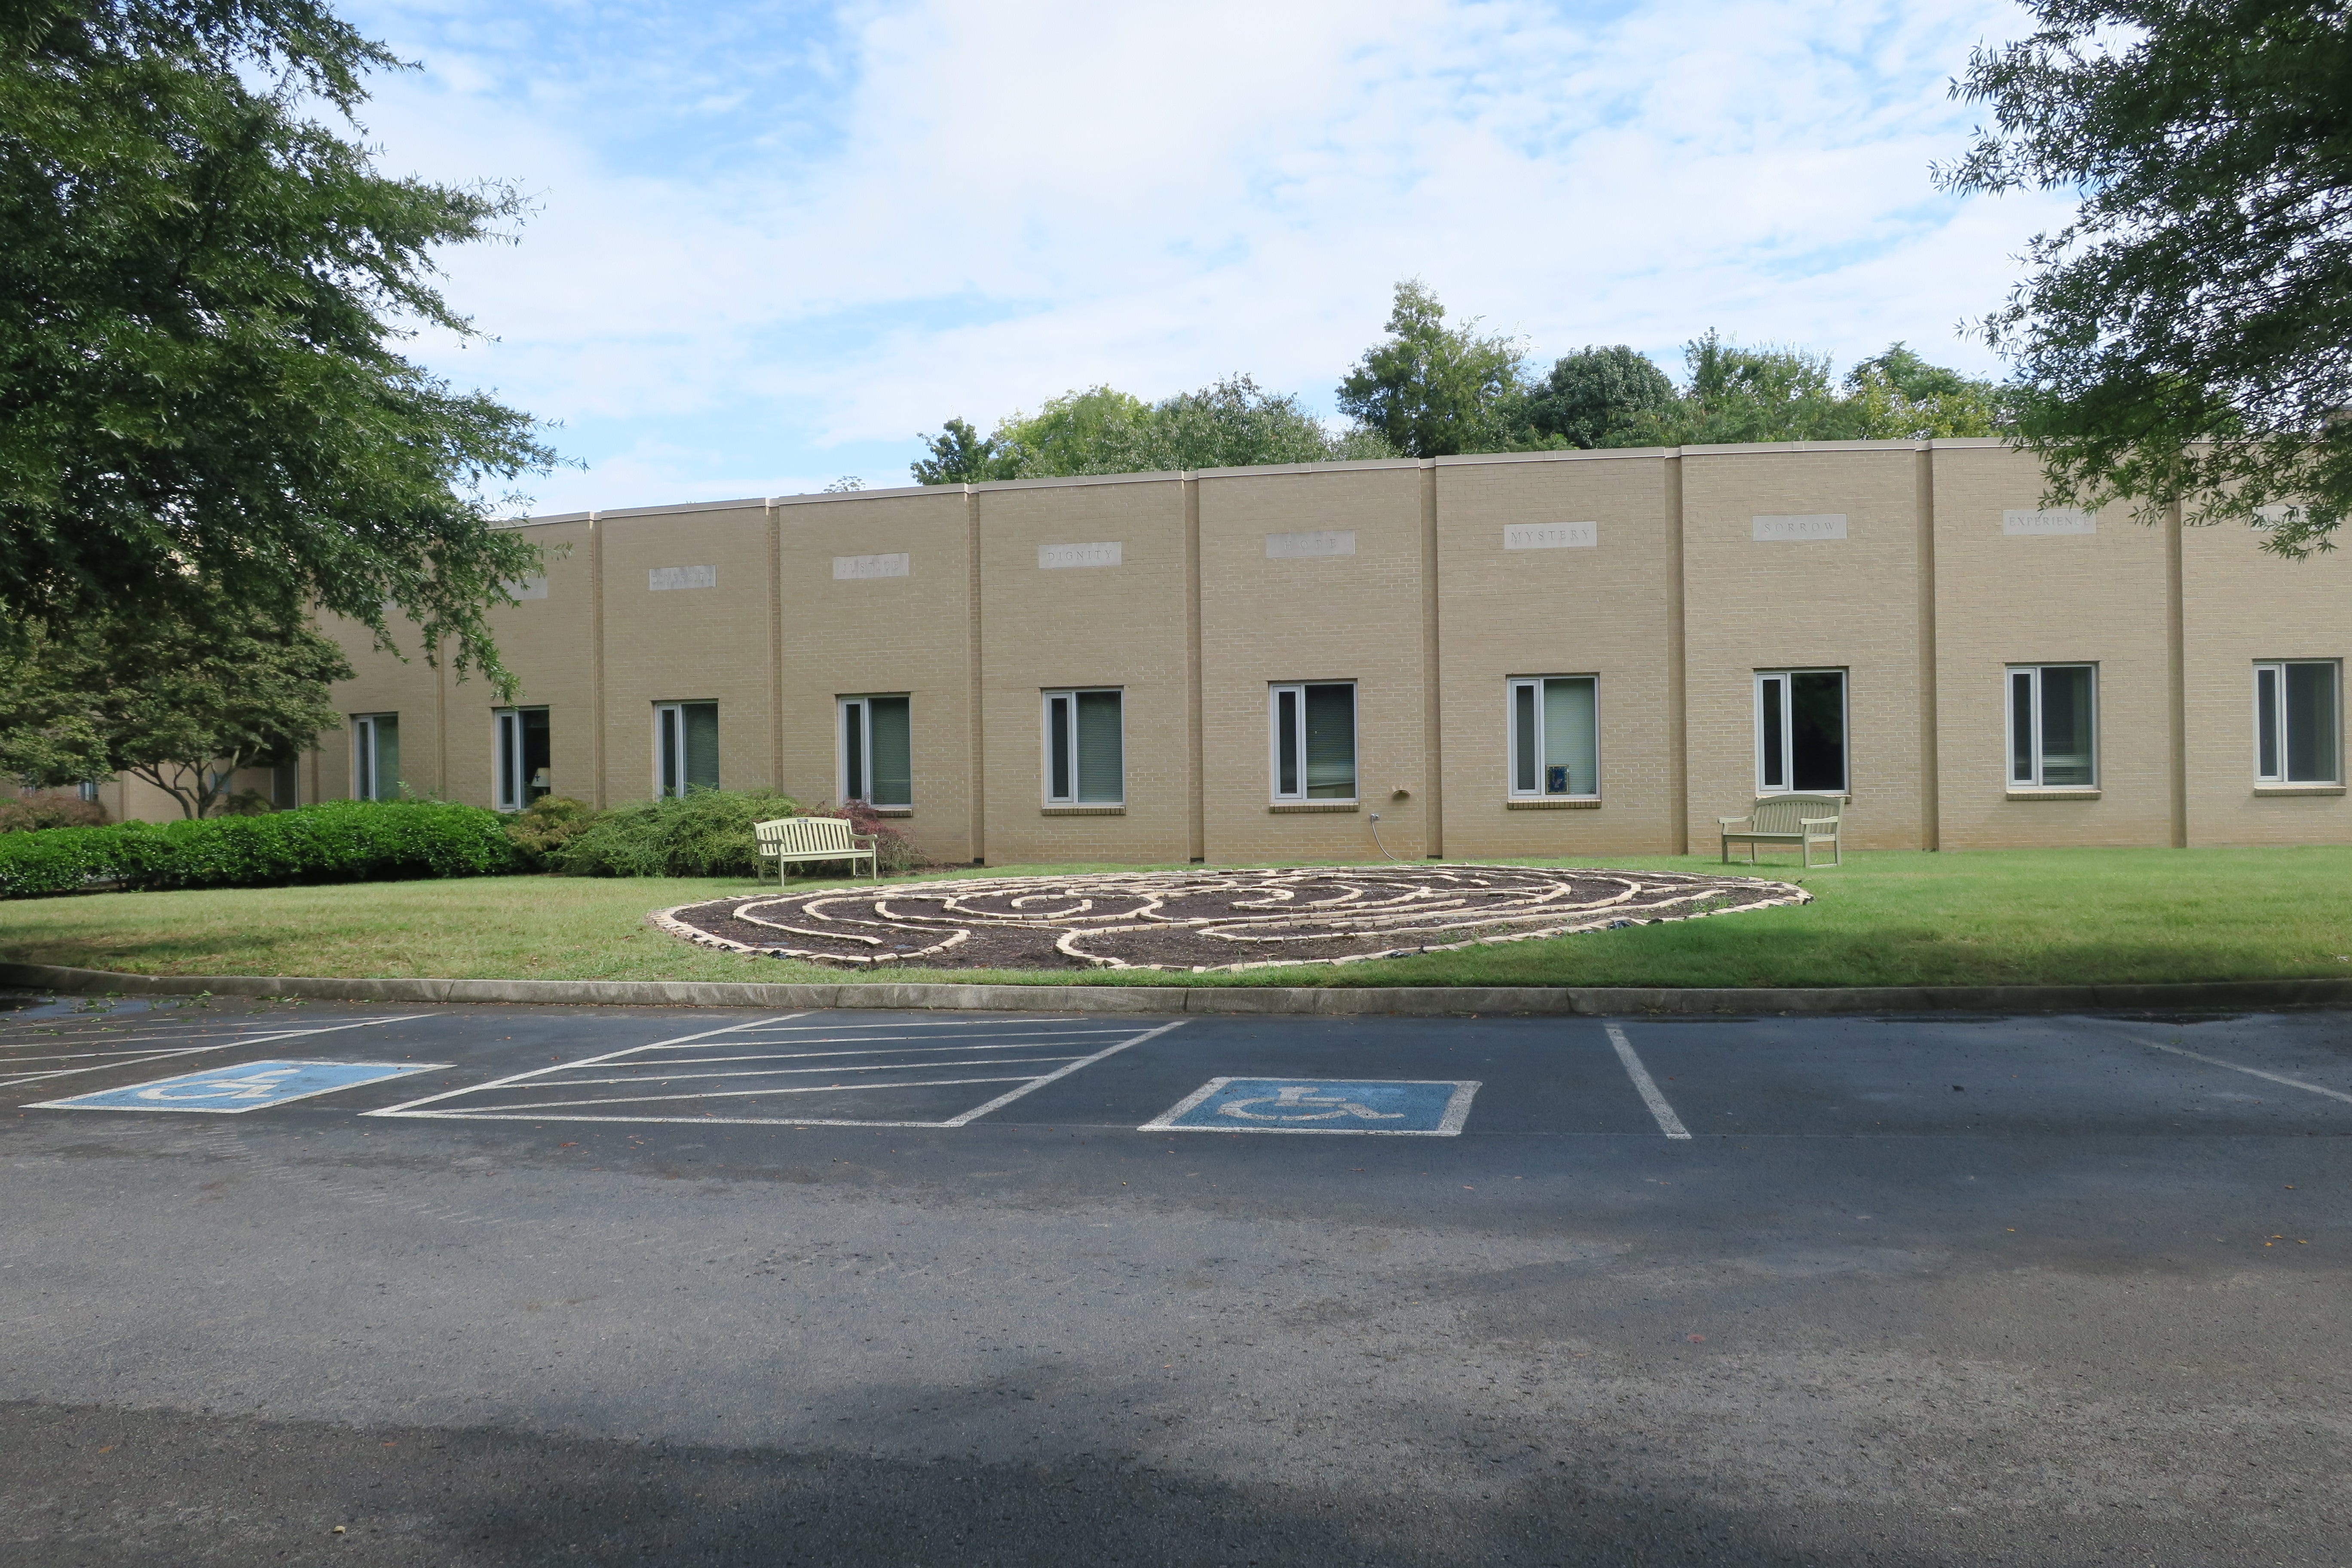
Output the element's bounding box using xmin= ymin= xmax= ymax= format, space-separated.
xmin=4 ymin=847 xmax=2351 ymax=990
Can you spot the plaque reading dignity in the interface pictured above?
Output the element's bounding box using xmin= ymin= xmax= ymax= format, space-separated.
xmin=832 ymin=553 xmax=910 ymax=581
xmin=1265 ymin=529 xmax=1356 ymax=559
xmin=1503 ymin=521 xmax=1598 ymax=549
xmin=2002 ymin=508 xmax=2097 ymax=536
xmin=647 ymin=565 xmax=717 ymax=591
xmin=1751 ymin=514 xmax=1847 ymax=542
xmin=1038 ymin=542 xmax=1122 ymax=569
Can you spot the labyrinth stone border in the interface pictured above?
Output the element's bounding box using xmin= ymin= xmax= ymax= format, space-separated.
xmin=652 ymin=865 xmax=1811 ymax=974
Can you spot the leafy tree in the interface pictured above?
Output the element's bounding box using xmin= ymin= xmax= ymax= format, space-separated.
xmin=1615 ymin=334 xmax=2005 ymax=446
xmin=0 ymin=0 xmax=559 ymax=680
xmin=909 ymin=417 xmax=1017 ymax=484
xmin=913 ymin=377 xmax=1387 ymax=483
xmin=1940 ymin=0 xmax=2352 ymax=554
xmin=1523 ymin=346 xmax=1678 ymax=448
xmin=1841 ymin=343 xmax=2011 ymax=440
xmin=0 ymin=600 xmax=352 ymax=818
xmin=1336 ymin=280 xmax=1528 ymax=457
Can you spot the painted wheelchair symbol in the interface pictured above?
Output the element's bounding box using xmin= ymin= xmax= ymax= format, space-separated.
xmin=135 ymin=1066 xmax=308 ymax=1101
xmin=1216 ymin=1084 xmax=1406 ymax=1123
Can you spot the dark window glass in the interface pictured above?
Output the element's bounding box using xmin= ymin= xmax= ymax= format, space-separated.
xmin=1075 ymin=691 xmax=1122 ymax=802
xmin=1758 ymin=677 xmax=1785 ymax=789
xmin=1512 ymin=683 xmax=1537 ymax=794
xmin=683 ymin=703 xmax=719 ymax=792
xmin=1788 ymin=672 xmax=1845 ymax=792
xmin=2038 ymin=667 xmax=2094 ymax=787
xmin=868 ymin=696 xmax=911 ymax=806
xmin=2286 ymin=662 xmax=2338 ymax=782
xmin=843 ymin=703 xmax=865 ymax=801
xmin=1048 ymin=695 xmax=1072 ymax=800
xmin=2011 ymin=671 xmax=2036 ymax=783
xmin=1276 ymin=689 xmax=1299 ymax=796
xmin=1303 ymin=683 xmax=1356 ymax=799
xmin=2257 ymin=666 xmax=2281 ymax=778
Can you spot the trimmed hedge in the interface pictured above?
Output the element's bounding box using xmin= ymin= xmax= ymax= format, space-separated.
xmin=555 ymin=790 xmax=801 ymax=878
xmin=0 ymin=800 xmax=515 ymax=898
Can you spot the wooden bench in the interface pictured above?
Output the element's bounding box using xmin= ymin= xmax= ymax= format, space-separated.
xmin=1718 ymin=794 xmax=1844 ymax=868
xmin=754 ymin=816 xmax=878 ymax=883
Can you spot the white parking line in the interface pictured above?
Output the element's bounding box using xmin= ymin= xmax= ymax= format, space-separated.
xmin=1605 ymin=1023 xmax=1691 ymax=1139
xmin=366 ymin=1014 xmax=1187 ymax=1128
xmin=2113 ymin=1033 xmax=2352 ymax=1107
xmin=6 ymin=1015 xmax=433 ymax=1094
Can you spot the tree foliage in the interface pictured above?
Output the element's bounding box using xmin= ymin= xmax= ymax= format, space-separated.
xmin=1940 ymin=0 xmax=2352 ymax=554
xmin=1522 ymin=346 xmax=1678 ymax=449
xmin=0 ymin=599 xmax=352 ymax=818
xmin=1335 ymin=280 xmax=1528 ymax=458
xmin=0 ymin=0 xmax=559 ymax=676
xmin=913 ymin=377 xmax=1385 ymax=484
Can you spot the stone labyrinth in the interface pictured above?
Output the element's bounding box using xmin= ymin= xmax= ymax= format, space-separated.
xmin=653 ymin=865 xmax=1810 ymax=973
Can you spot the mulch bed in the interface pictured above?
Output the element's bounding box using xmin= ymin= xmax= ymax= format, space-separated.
xmin=652 ymin=865 xmax=1809 ymax=973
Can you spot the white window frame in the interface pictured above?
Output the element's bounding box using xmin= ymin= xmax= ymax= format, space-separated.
xmin=1042 ymin=688 xmax=1126 ymax=806
xmin=352 ymin=713 xmax=395 ymax=802
xmin=652 ymin=701 xmax=717 ymax=799
xmin=1268 ymin=680 xmax=1358 ymax=804
xmin=2254 ymin=659 xmax=2342 ymax=784
xmin=2006 ymin=664 xmax=2099 ymax=790
xmin=837 ymin=694 xmax=911 ymax=808
xmin=1754 ymin=670 xmax=1848 ymax=795
xmin=1505 ymin=676 xmax=1600 ymax=800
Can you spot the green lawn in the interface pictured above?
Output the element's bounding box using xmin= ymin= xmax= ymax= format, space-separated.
xmin=4 ymin=846 xmax=2350 ymax=989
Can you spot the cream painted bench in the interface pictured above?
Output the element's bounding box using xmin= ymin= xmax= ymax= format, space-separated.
xmin=755 ymin=816 xmax=878 ymax=883
xmin=1718 ymin=794 xmax=1844 ymax=868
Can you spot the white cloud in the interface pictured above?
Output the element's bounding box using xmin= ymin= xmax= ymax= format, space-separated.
xmin=346 ymin=0 xmax=2070 ymax=511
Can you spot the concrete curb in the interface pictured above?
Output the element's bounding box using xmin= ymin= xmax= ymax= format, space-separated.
xmin=6 ymin=961 xmax=2351 ymax=1017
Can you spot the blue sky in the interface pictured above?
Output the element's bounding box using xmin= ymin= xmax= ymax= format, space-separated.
xmin=341 ymin=0 xmax=2069 ymax=514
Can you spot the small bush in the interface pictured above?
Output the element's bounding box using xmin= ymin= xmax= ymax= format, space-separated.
xmin=0 ymin=800 xmax=514 ymax=898
xmin=807 ymin=799 xmax=921 ymax=876
xmin=556 ymin=790 xmax=800 ymax=878
xmin=504 ymin=796 xmax=601 ymax=872
xmin=0 ymin=795 xmax=109 ymax=833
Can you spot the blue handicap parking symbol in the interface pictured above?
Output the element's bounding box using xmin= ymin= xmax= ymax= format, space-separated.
xmin=1140 ymin=1077 xmax=1480 ymax=1136
xmin=28 ymin=1060 xmax=442 ymax=1114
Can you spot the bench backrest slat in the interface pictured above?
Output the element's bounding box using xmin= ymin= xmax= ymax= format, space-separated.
xmin=1747 ymin=794 xmax=1841 ymax=833
xmin=755 ymin=817 xmax=860 ymax=853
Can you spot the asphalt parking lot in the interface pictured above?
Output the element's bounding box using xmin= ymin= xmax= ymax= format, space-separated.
xmin=3 ymin=992 xmax=2347 ymax=1565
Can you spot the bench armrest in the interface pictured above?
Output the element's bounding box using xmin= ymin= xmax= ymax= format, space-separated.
xmin=1798 ymin=816 xmax=1841 ymax=827
xmin=1716 ymin=816 xmax=1751 ymax=827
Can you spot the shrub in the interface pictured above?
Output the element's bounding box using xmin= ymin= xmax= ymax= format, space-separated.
xmin=810 ymin=799 xmax=921 ymax=876
xmin=504 ymin=796 xmax=600 ymax=872
xmin=555 ymin=790 xmax=800 ymax=878
xmin=0 ymin=795 xmax=109 ymax=832
xmin=0 ymin=799 xmax=514 ymax=898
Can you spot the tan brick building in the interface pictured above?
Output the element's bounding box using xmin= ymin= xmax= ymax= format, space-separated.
xmin=60 ymin=438 xmax=2352 ymax=858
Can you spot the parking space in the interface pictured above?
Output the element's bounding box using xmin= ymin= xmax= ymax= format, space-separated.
xmin=9 ymin=993 xmax=2348 ymax=1153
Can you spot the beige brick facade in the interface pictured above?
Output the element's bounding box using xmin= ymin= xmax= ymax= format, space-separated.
xmin=59 ymin=439 xmax=2351 ymax=856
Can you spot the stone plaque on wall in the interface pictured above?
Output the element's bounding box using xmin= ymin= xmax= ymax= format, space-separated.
xmin=832 ymin=553 xmax=910 ymax=580
xmin=504 ymin=574 xmax=548 ymax=600
xmin=1503 ymin=521 xmax=1598 ymax=549
xmin=1265 ymin=529 xmax=1356 ymax=559
xmin=2003 ymin=508 xmax=2097 ymax=536
xmin=1751 ymin=514 xmax=1847 ymax=542
xmin=1039 ymin=542 xmax=1122 ymax=569
xmin=647 ymin=565 xmax=717 ymax=590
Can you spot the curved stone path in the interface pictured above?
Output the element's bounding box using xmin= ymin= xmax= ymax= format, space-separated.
xmin=653 ymin=865 xmax=1810 ymax=973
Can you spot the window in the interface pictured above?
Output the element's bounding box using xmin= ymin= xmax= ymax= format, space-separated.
xmin=1044 ymin=689 xmax=1124 ymax=804
xmin=352 ymin=714 xmax=400 ymax=802
xmin=2006 ymin=665 xmax=2097 ymax=788
xmin=2255 ymin=661 xmax=2340 ymax=783
xmin=493 ymin=707 xmax=551 ymax=810
xmin=654 ymin=702 xmax=720 ymax=797
xmin=1755 ymin=670 xmax=1847 ymax=793
xmin=1508 ymin=677 xmax=1599 ymax=798
xmin=839 ymin=695 xmax=911 ymax=807
xmin=77 ymin=780 xmax=101 ymax=803
xmin=1270 ymin=682 xmax=1356 ymax=801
